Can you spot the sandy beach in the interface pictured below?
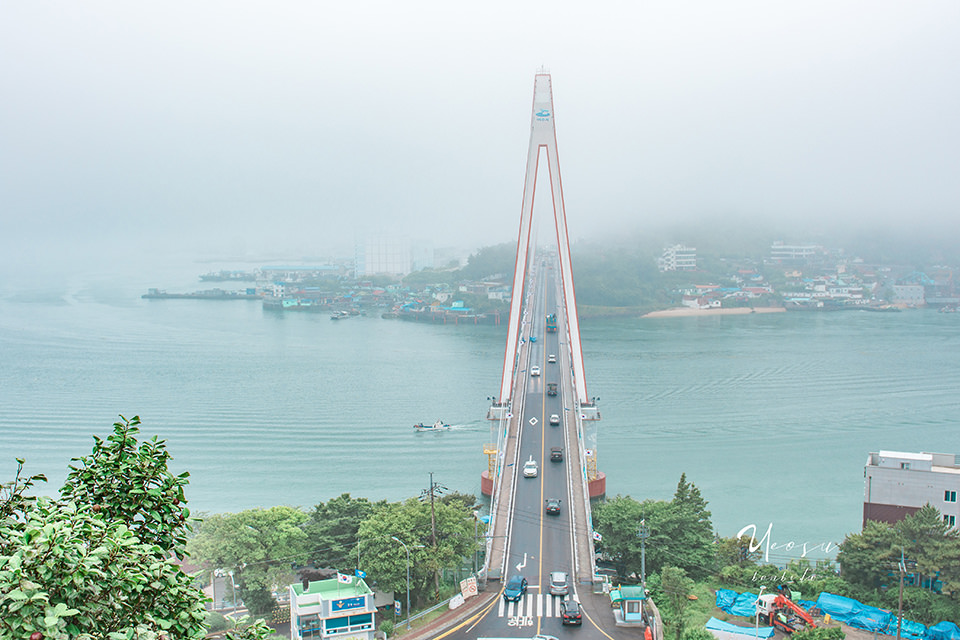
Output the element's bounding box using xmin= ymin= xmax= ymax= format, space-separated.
xmin=641 ymin=306 xmax=786 ymax=318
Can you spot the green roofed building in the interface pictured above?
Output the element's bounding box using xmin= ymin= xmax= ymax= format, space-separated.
xmin=289 ymin=575 xmax=376 ymax=640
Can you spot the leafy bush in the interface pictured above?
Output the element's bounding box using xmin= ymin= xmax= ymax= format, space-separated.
xmin=207 ymin=611 xmax=231 ymax=632
xmin=791 ymin=626 xmax=845 ymax=640
xmin=379 ymin=619 xmax=395 ymax=637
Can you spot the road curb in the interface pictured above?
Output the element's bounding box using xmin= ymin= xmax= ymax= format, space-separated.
xmin=396 ymin=591 xmax=499 ymax=640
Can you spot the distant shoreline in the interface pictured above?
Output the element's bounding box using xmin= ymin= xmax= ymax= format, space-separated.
xmin=642 ymin=306 xmax=786 ymax=318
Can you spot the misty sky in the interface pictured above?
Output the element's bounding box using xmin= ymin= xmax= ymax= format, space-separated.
xmin=2 ymin=1 xmax=958 ymax=268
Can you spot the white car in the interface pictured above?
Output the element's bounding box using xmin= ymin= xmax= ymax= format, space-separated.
xmin=549 ymin=414 xmax=560 ymax=426
xmin=548 ymin=354 xmax=557 ymax=363
xmin=530 ymin=365 xmax=541 ymax=377
xmin=523 ymin=457 xmax=538 ymax=478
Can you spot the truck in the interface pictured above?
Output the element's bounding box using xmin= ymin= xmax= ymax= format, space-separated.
xmin=545 ymin=313 xmax=558 ymax=332
xmin=547 ymin=382 xmax=557 ymax=396
xmin=756 ymin=594 xmax=815 ymax=634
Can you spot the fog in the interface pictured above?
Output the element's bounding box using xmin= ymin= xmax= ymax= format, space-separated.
xmin=2 ymin=1 xmax=958 ymax=275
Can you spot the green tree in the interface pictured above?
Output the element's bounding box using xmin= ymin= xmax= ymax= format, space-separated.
xmin=304 ymin=493 xmax=384 ymax=571
xmin=458 ymin=243 xmax=516 ymax=281
xmin=60 ymin=415 xmax=192 ymax=557
xmin=896 ymin=504 xmax=960 ymax=595
xmin=594 ymin=475 xmax=715 ymax=581
xmin=668 ymin=474 xmax=714 ymax=579
xmin=188 ymin=506 xmax=309 ymax=615
xmin=836 ymin=520 xmax=900 ymax=589
xmin=0 ymin=417 xmax=278 ymax=639
xmin=660 ymin=565 xmax=695 ymax=640
xmin=716 ymin=535 xmax=761 ymax=569
xmin=355 ymin=498 xmax=476 ymax=606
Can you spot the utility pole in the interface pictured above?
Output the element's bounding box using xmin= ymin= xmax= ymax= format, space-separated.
xmin=897 ymin=547 xmax=905 ymax=640
xmin=429 ymin=472 xmax=437 ymax=548
xmin=421 ymin=472 xmax=447 ymax=598
xmin=638 ymin=519 xmax=650 ymax=591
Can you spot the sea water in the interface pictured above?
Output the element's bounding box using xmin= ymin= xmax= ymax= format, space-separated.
xmin=2 ymin=263 xmax=958 ymax=562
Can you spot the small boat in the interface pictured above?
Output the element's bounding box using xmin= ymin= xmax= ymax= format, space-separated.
xmin=413 ymin=420 xmax=451 ymax=432
xmin=330 ymin=310 xmax=350 ymax=320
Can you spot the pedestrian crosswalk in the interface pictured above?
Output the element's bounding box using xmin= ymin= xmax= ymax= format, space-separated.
xmin=498 ymin=592 xmax=578 ymax=618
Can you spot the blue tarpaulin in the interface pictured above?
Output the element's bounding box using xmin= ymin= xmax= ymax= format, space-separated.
xmin=705 ymin=617 xmax=775 ymax=639
xmin=814 ymin=592 xmax=927 ymax=640
xmin=716 ymin=589 xmax=758 ymax=617
xmin=927 ymin=622 xmax=960 ymax=640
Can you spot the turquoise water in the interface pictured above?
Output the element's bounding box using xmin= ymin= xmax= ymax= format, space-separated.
xmin=2 ymin=264 xmax=958 ymax=563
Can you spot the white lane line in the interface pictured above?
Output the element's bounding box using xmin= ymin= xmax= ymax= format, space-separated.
xmin=498 ymin=598 xmax=505 ymax=617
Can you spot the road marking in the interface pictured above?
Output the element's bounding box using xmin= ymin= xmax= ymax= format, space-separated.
xmin=528 ymin=417 xmax=538 ymax=425
xmin=495 ymin=595 xmax=572 ymax=618
xmin=516 ymin=552 xmax=527 ymax=572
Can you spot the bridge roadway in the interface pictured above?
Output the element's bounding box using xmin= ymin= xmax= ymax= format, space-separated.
xmin=429 ymin=259 xmax=646 ymax=640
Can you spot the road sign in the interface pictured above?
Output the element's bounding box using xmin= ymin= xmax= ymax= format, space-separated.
xmin=394 ymin=600 xmax=401 ymax=615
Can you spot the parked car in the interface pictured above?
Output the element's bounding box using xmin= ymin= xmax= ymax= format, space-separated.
xmin=560 ymin=599 xmax=582 ymax=625
xmin=549 ymin=414 xmax=560 ymax=425
xmin=550 ymin=447 xmax=563 ymax=462
xmin=530 ymin=365 xmax=541 ymax=377
xmin=549 ymin=571 xmax=569 ymax=596
xmin=523 ymin=457 xmax=538 ymax=478
xmin=545 ymin=498 xmax=561 ymax=515
xmin=503 ymin=574 xmax=528 ymax=602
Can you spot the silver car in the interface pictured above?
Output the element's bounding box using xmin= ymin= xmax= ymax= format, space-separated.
xmin=549 ymin=571 xmax=569 ymax=596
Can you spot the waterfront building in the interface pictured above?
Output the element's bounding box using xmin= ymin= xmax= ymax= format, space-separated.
xmin=863 ymin=451 xmax=960 ymax=529
xmin=891 ymin=284 xmax=925 ymax=306
xmin=289 ymin=576 xmax=376 ymax=640
xmin=769 ymin=242 xmax=822 ymax=265
xmin=658 ymin=244 xmax=697 ymax=272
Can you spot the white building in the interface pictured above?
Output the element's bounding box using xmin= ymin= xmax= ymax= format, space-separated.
xmin=863 ymin=451 xmax=960 ymax=529
xmin=658 ymin=244 xmax=697 ymax=272
xmin=769 ymin=242 xmax=822 ymax=265
xmin=289 ymin=576 xmax=376 ymax=640
xmin=891 ymin=284 xmax=925 ymax=306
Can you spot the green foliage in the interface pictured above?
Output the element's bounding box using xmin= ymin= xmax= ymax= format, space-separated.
xmin=207 ymin=611 xmax=231 ymax=632
xmin=897 ymin=504 xmax=960 ymax=594
xmin=892 ymin=586 xmax=960 ymax=626
xmin=836 ymin=520 xmax=900 ymax=589
xmin=838 ymin=506 xmax=960 ymax=595
xmin=356 ymin=498 xmax=477 ymax=606
xmin=401 ymin=269 xmax=457 ymax=288
xmin=791 ymin=626 xmax=845 ymax=640
xmin=224 ymin=618 xmax=277 ymax=639
xmin=188 ymin=506 xmax=309 ymax=615
xmin=0 ymin=416 xmax=255 ymax=638
xmin=661 ymin=566 xmax=695 ymax=640
xmin=715 ymin=535 xmax=761 ymax=569
xmin=61 ymin=415 xmax=192 ymax=558
xmin=594 ymin=475 xmax=714 ymax=581
xmin=682 ymin=628 xmax=716 ymax=640
xmin=304 ymin=493 xmax=385 ymax=571
xmin=458 ymin=242 xmax=515 ymax=281
xmin=0 ymin=458 xmax=46 ymax=535
xmin=379 ymin=619 xmax=395 ymax=637
xmin=0 ymin=498 xmax=208 ymax=639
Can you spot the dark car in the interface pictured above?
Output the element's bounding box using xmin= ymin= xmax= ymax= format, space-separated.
xmin=545 ymin=498 xmax=561 ymax=515
xmin=550 ymin=447 xmax=563 ymax=461
xmin=503 ymin=574 xmax=528 ymax=602
xmin=560 ymin=599 xmax=582 ymax=625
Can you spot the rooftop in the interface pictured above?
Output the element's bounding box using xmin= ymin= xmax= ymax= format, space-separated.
xmin=291 ymin=576 xmax=372 ymax=599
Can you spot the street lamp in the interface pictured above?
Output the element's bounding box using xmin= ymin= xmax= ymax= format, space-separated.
xmin=391 ymin=536 xmax=413 ymax=629
xmin=228 ymin=569 xmax=237 ymax=626
xmin=755 ymin=585 xmax=766 ymax=637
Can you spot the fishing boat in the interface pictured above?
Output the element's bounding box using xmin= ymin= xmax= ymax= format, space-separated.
xmin=413 ymin=420 xmax=451 ymax=432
